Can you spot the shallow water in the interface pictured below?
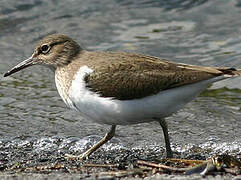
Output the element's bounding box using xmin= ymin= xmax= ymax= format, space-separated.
xmin=0 ymin=0 xmax=241 ymax=159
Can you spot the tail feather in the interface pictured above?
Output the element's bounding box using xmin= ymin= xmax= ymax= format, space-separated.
xmin=217 ymin=67 xmax=241 ymax=76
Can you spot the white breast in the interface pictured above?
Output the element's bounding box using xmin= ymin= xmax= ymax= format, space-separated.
xmin=66 ymin=66 xmax=227 ymax=125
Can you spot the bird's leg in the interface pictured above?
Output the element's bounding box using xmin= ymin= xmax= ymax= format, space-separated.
xmin=159 ymin=119 xmax=173 ymax=158
xmin=66 ymin=125 xmax=116 ymax=161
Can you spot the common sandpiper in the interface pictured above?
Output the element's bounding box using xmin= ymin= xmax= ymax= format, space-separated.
xmin=4 ymin=34 xmax=241 ymax=159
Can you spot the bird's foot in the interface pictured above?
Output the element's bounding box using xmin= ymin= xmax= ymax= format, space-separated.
xmin=65 ymin=126 xmax=116 ymax=161
xmin=162 ymin=149 xmax=173 ymax=159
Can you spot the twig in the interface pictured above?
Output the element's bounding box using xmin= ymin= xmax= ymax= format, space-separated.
xmin=137 ymin=160 xmax=192 ymax=172
xmin=163 ymin=158 xmax=205 ymax=165
xmin=83 ymin=163 xmax=118 ymax=168
xmin=224 ymin=168 xmax=241 ymax=175
xmin=93 ymin=169 xmax=144 ymax=178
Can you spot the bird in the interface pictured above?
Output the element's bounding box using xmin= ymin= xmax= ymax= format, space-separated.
xmin=4 ymin=34 xmax=241 ymax=160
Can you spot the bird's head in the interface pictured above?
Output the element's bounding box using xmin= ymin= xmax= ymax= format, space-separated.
xmin=4 ymin=34 xmax=82 ymax=77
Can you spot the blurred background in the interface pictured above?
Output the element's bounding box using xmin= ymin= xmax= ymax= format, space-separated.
xmin=0 ymin=0 xmax=241 ymax=157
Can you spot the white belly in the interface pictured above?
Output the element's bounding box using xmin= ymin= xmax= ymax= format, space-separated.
xmin=60 ymin=66 xmax=227 ymax=125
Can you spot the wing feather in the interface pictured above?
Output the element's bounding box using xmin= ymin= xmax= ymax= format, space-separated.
xmin=84 ymin=52 xmax=223 ymax=100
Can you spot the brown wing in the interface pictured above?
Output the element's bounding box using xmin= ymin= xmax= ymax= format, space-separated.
xmin=84 ymin=52 xmax=224 ymax=100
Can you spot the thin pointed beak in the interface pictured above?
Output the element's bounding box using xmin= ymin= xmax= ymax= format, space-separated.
xmin=4 ymin=56 xmax=37 ymax=77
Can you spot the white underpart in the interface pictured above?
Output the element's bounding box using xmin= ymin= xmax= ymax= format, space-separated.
xmin=66 ymin=66 xmax=228 ymax=125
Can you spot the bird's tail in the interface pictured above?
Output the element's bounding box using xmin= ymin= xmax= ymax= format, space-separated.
xmin=217 ymin=67 xmax=241 ymax=77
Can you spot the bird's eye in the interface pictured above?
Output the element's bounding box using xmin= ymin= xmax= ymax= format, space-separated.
xmin=40 ymin=44 xmax=50 ymax=54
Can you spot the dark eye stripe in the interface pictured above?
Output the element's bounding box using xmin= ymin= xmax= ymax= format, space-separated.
xmin=39 ymin=40 xmax=68 ymax=54
xmin=50 ymin=40 xmax=68 ymax=46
